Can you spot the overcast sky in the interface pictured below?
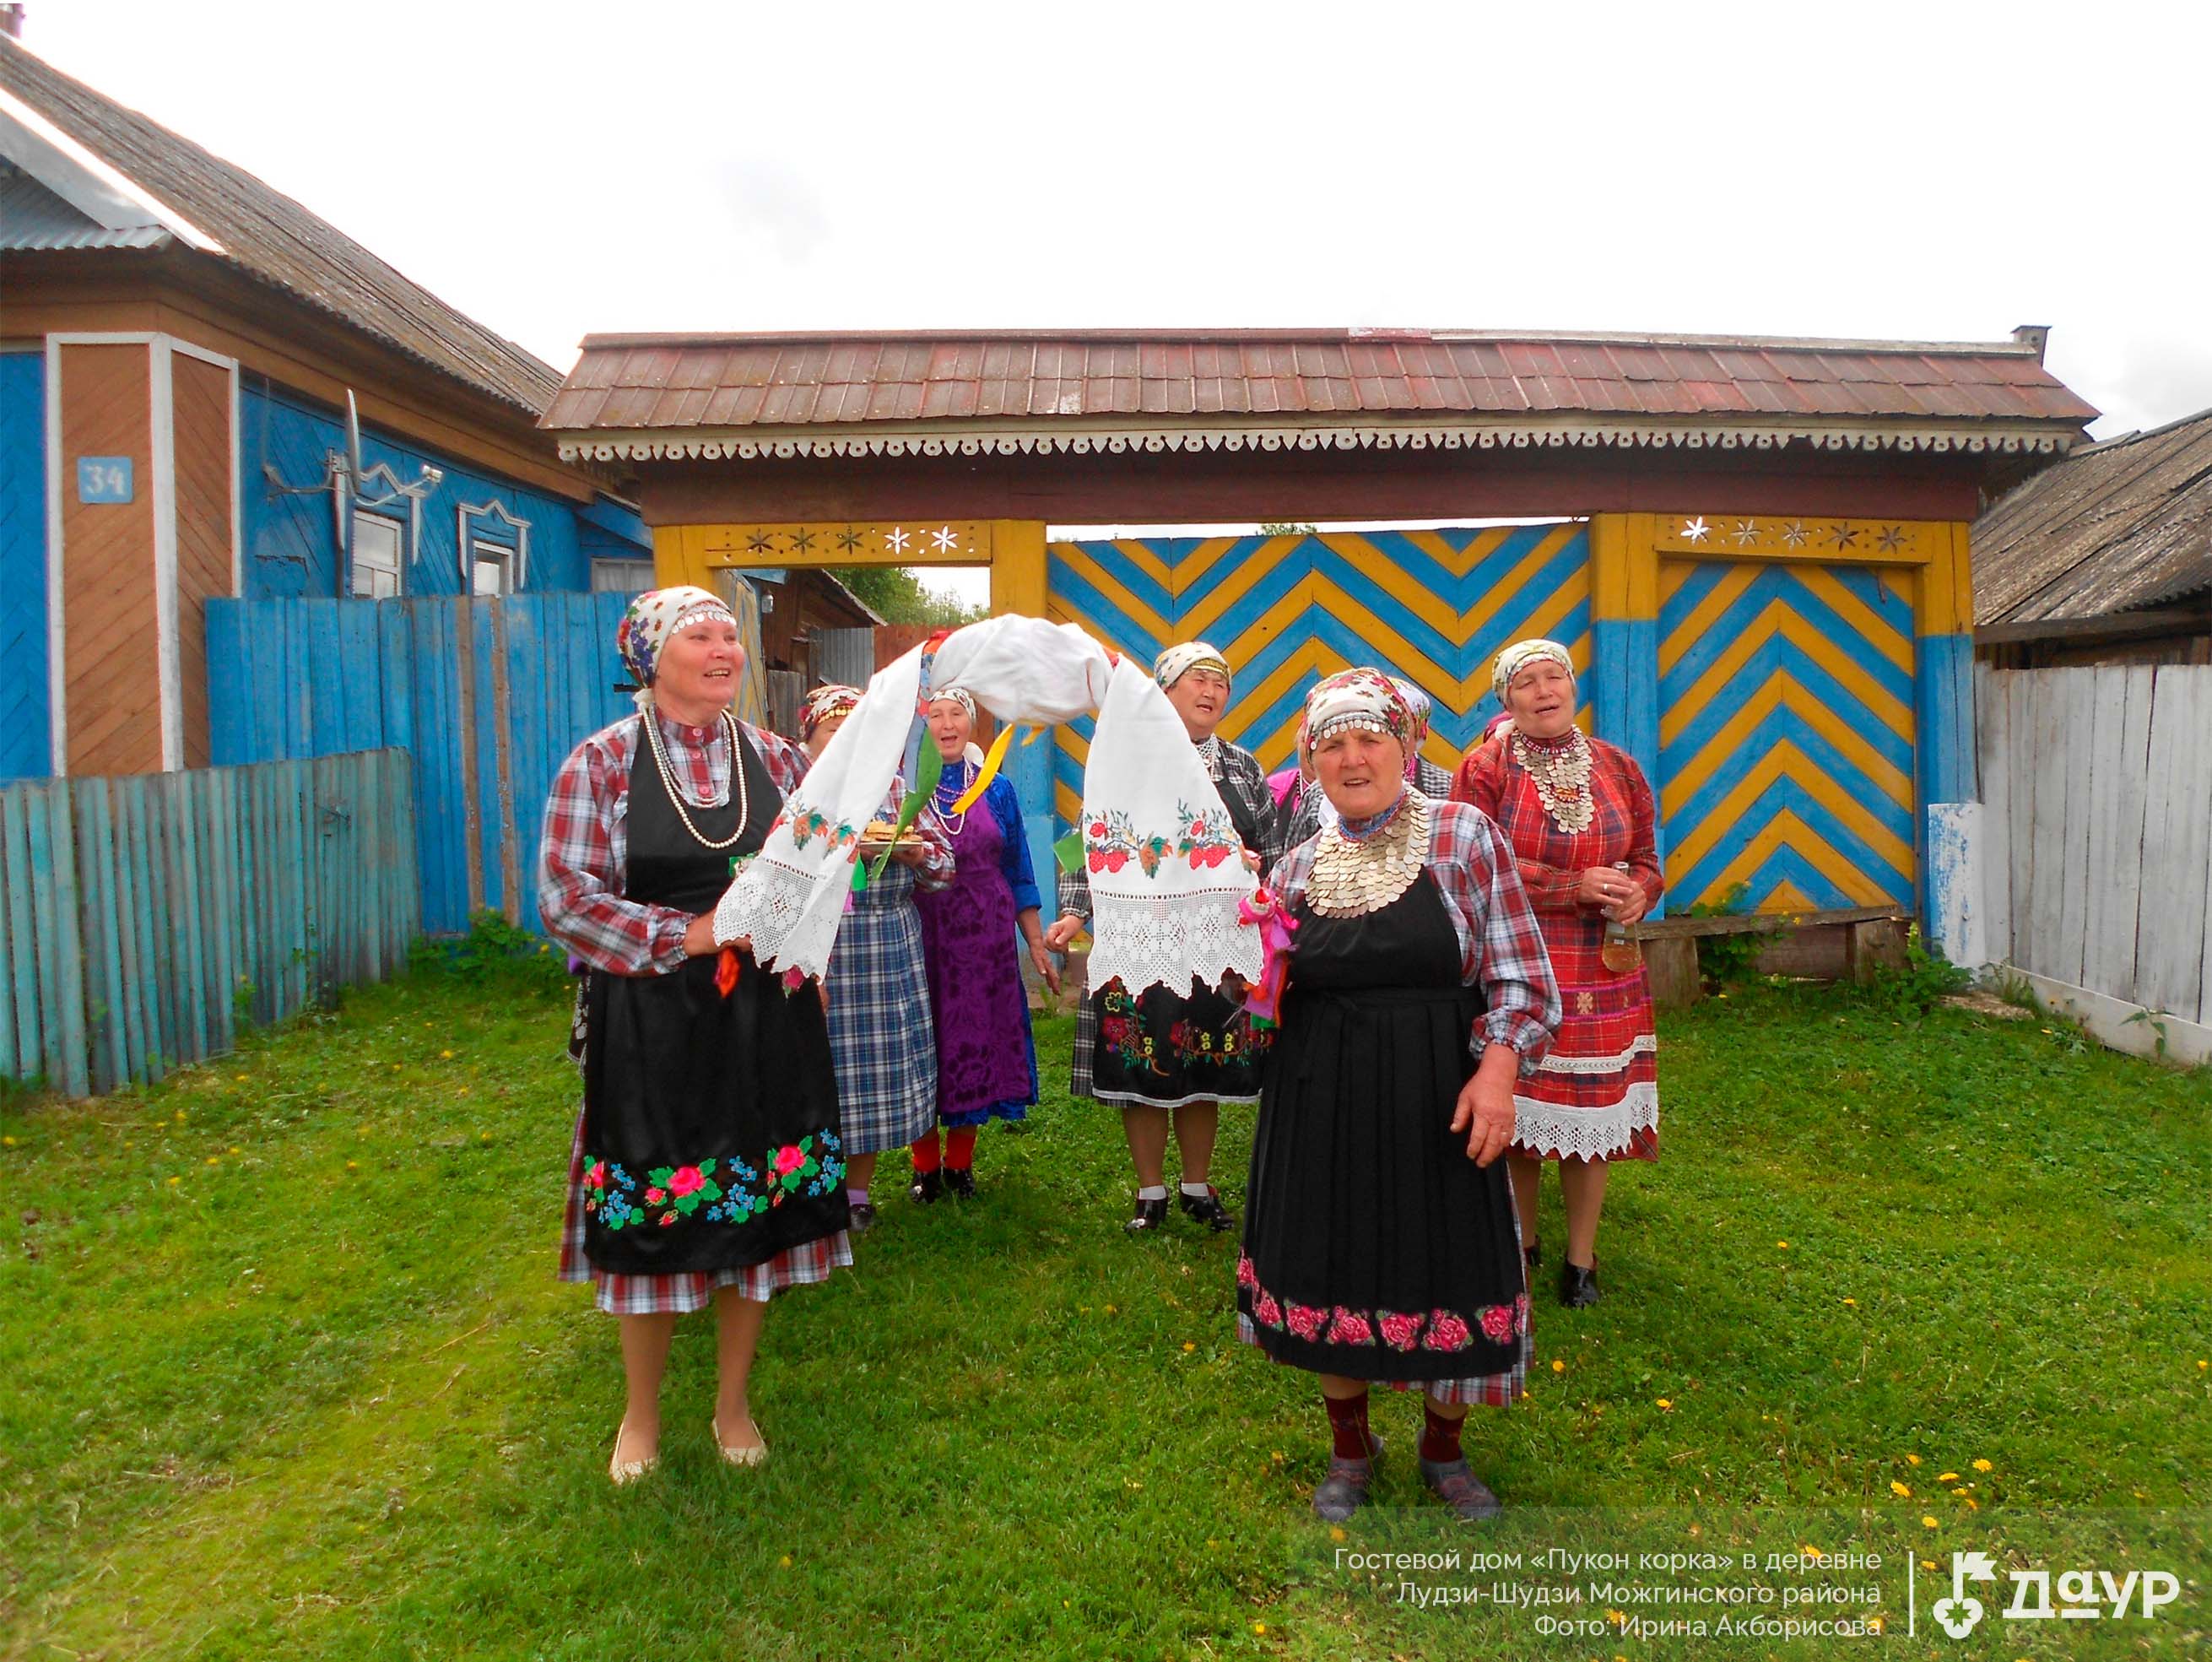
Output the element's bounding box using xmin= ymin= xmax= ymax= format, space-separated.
xmin=20 ymin=0 xmax=2206 ymax=600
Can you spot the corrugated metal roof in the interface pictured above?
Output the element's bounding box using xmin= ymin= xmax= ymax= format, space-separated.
xmin=544 ymin=328 xmax=2100 ymax=439
xmin=0 ymin=155 xmax=164 ymax=248
xmin=0 ymin=35 xmax=560 ymax=415
xmin=1974 ymin=408 xmax=2212 ymax=624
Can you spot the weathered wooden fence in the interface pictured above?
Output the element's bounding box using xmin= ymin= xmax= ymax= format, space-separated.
xmin=1977 ymin=663 xmax=2212 ymax=1034
xmin=0 ymin=751 xmax=417 ymax=1096
xmin=206 ymin=589 xmax=770 ymax=936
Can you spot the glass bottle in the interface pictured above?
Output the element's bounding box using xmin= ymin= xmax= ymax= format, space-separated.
xmin=1601 ymin=860 xmax=1642 ymax=972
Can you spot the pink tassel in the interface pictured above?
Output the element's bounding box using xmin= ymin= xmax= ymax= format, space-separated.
xmin=1236 ymin=888 xmax=1299 ymax=1028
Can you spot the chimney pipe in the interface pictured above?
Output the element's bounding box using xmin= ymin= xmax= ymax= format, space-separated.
xmin=2012 ymin=324 xmax=2051 ymax=363
xmin=0 ymin=6 xmax=23 ymax=40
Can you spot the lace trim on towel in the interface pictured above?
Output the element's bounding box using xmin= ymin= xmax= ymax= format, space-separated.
xmin=1086 ymin=888 xmax=1265 ymax=997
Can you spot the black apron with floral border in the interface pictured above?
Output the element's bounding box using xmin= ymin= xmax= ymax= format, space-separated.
xmin=579 ymin=717 xmax=847 ymax=1275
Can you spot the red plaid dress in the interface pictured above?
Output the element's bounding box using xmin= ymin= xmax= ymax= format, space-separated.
xmin=1453 ymin=734 xmax=1662 ymax=1163
xmin=540 ymin=712 xmax=852 ymax=1313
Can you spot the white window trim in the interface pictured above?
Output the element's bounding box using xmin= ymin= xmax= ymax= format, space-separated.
xmin=455 ymin=497 xmax=530 ymax=591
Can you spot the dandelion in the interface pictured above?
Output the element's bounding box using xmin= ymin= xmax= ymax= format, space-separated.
xmin=778 ymin=1555 xmax=792 ymax=1568
xmin=1328 ymin=1526 xmax=1346 ymax=1542
xmin=1906 ymin=1454 xmax=1922 ymax=1466
xmin=1962 ymin=1497 xmax=1979 ymax=1511
xmin=1182 ymin=1342 xmax=1196 ymax=1353
xmin=440 ymin=1049 xmax=455 ymax=1060
xmin=1939 ymin=1471 xmax=1959 ymax=1482
xmin=2198 ymin=1360 xmax=2208 ymax=1371
xmin=1 ymin=1135 xmax=14 ymax=1147
xmin=1971 ymin=1459 xmax=1993 ymax=1473
xmin=166 ymin=1175 xmax=181 ymax=1185
xmin=1801 ymin=1545 xmax=1825 ymax=1562
xmin=1867 ymin=1615 xmax=1884 ymax=1633
xmin=233 ymin=1075 xmax=246 ymax=1082
xmin=346 ymin=1160 xmax=359 ymax=1171
xmin=1921 ymin=1559 xmax=1936 ymax=1571
xmin=1921 ymin=1515 xmax=1939 ymax=1529
xmin=481 ymin=1131 xmax=492 ymax=1143
xmin=1842 ymin=1297 xmax=1857 ymax=1307
xmin=1777 ymin=1240 xmax=1789 ymax=1249
xmin=205 ymin=1156 xmax=219 ymax=1167
xmin=175 ymin=1109 xmax=187 ymax=1121
xmin=229 ymin=1146 xmax=241 ymax=1155
xmin=1252 ymin=1622 xmax=1266 ymax=1635
xmin=1552 ymin=1358 xmax=1566 ymax=1372
xmin=1656 ymin=1399 xmax=1674 ymax=1410
xmin=1104 ymin=1303 xmax=1117 ymax=1314
xmin=1891 ymin=1481 xmax=1912 ymax=1497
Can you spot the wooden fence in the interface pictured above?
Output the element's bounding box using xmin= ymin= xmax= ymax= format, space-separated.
xmin=0 ymin=750 xmax=417 ymax=1096
xmin=1977 ymin=663 xmax=2212 ymax=1029
xmin=206 ymin=590 xmax=770 ymax=936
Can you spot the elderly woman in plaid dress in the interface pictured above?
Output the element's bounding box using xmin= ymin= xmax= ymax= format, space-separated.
xmin=1045 ymin=641 xmax=1279 ymax=1236
xmin=540 ymin=587 xmax=850 ymax=1484
xmin=795 ymin=685 xmax=954 ymax=1233
xmin=1265 ymin=676 xmax=1456 ymax=869
xmin=1240 ymin=669 xmax=1559 ymax=1524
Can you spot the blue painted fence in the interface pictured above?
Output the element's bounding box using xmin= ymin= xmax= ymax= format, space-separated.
xmin=0 ymin=751 xmax=417 ymax=1096
xmin=207 ymin=593 xmax=643 ymax=934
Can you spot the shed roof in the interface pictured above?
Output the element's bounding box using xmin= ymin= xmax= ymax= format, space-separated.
xmin=544 ymin=327 xmax=2099 ymax=463
xmin=1973 ymin=407 xmax=2212 ymax=625
xmin=0 ymin=34 xmax=561 ymax=416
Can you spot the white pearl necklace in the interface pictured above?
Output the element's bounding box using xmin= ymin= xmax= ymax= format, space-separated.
xmin=641 ymin=708 xmax=750 ymax=851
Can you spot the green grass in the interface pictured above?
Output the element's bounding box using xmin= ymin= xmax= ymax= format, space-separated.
xmin=3 ymin=962 xmax=2208 ymax=1659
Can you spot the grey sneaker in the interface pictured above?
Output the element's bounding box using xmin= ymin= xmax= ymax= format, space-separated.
xmin=1420 ymin=1457 xmax=1501 ymax=1522
xmin=1312 ymin=1436 xmax=1383 ymax=1524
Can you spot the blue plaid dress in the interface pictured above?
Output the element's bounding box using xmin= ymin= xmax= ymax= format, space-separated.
xmin=826 ymin=791 xmax=954 ymax=1156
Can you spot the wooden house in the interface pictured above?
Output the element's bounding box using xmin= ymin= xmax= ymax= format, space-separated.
xmin=1973 ymin=406 xmax=2212 ymax=667
xmin=0 ymin=32 xmax=653 ymax=781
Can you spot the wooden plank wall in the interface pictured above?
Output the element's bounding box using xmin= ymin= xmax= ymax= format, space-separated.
xmin=59 ymin=342 xmax=162 ymax=776
xmin=0 ymin=750 xmax=418 ymax=1096
xmin=170 ymin=353 xmax=234 ymax=770
xmin=0 ymin=351 xmax=50 ymax=780
xmin=206 ymin=593 xmax=648 ymax=934
xmin=1978 ymin=663 xmax=2212 ymax=1026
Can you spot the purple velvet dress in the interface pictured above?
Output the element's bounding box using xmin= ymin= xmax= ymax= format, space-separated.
xmin=913 ymin=774 xmax=1041 ymax=1128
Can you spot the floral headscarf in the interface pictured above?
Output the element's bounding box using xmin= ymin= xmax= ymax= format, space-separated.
xmin=1490 ymin=638 xmax=1575 ymax=706
xmin=1304 ymin=667 xmax=1415 ymax=751
xmin=616 ymin=585 xmax=737 ymax=708
xmin=927 ymin=686 xmax=979 ymax=724
xmin=1389 ymin=676 xmax=1434 ymax=781
xmin=1154 ymin=641 xmax=1232 ymax=691
xmin=798 ymin=684 xmax=862 ymax=743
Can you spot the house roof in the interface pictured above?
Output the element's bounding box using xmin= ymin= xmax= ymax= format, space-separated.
xmin=0 ymin=34 xmax=562 ymax=416
xmin=1973 ymin=406 xmax=2212 ymax=625
xmin=544 ymin=327 xmax=2100 ymax=463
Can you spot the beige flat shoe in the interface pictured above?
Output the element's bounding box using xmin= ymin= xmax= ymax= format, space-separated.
xmin=609 ymin=1422 xmax=660 ymax=1486
xmin=712 ymin=1416 xmax=768 ymax=1467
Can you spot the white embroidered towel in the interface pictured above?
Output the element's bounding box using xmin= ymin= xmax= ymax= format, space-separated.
xmin=1079 ymin=657 xmax=1264 ymax=996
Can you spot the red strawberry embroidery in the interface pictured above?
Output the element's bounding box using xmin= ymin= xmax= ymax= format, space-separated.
xmin=1087 ymin=850 xmax=1106 ymax=872
xmin=1106 ymin=851 xmax=1128 ymax=873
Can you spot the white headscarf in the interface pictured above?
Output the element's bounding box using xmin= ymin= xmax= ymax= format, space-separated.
xmin=1154 ymin=641 xmax=1231 ymax=690
xmin=1491 ymin=638 xmax=1575 ymax=705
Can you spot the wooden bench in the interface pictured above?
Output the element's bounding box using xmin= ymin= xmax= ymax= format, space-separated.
xmin=1635 ymin=904 xmax=1912 ymax=1009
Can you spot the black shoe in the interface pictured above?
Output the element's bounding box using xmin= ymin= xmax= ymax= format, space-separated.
xmin=908 ymin=1169 xmax=943 ymax=1205
xmin=1177 ymin=1185 xmax=1235 ymax=1233
xmin=1420 ymin=1457 xmax=1502 ymax=1522
xmin=943 ymin=1165 xmax=976 ymax=1199
xmin=1559 ymin=1258 xmax=1600 ymax=1307
xmin=1523 ymin=1237 xmax=1541 ymax=1272
xmin=1312 ymin=1436 xmax=1383 ymax=1524
xmin=1125 ymin=1194 xmax=1169 ymax=1234
xmin=848 ymin=1201 xmax=877 ymax=1234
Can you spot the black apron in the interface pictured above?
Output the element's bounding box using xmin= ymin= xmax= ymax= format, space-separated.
xmin=1239 ymin=873 xmax=1526 ymax=1381
xmin=579 ymin=717 xmax=847 ymax=1275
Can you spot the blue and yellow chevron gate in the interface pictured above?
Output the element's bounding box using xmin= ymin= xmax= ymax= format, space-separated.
xmin=1046 ymin=525 xmax=1593 ymax=827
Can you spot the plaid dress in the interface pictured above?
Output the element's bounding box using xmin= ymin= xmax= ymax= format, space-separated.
xmin=1062 ymin=734 xmax=1278 ymax=1102
xmin=540 ymin=712 xmax=852 ymax=1315
xmin=1453 ymin=734 xmax=1663 ymax=1163
xmin=826 ymin=788 xmax=954 ymax=1155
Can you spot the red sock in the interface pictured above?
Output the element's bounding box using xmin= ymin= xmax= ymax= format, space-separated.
xmin=1323 ymin=1390 xmax=1374 ymax=1460
xmin=944 ymin=1127 xmax=978 ymax=1170
xmin=1420 ymin=1399 xmax=1465 ymax=1464
xmin=910 ymin=1130 xmax=942 ymax=1173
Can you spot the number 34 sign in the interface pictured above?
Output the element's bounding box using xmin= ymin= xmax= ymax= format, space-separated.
xmin=76 ymin=457 xmax=133 ymax=504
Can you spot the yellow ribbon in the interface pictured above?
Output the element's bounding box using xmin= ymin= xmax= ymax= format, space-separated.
xmin=950 ymin=722 xmax=1017 ymax=815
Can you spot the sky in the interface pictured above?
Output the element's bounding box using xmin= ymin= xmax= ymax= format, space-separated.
xmin=17 ymin=1 xmax=2206 ymax=601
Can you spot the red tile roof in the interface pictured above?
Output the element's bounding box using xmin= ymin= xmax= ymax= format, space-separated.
xmin=544 ymin=328 xmax=2098 ymax=442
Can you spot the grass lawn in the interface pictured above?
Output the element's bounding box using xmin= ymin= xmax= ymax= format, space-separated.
xmin=3 ymin=957 xmax=2208 ymax=1660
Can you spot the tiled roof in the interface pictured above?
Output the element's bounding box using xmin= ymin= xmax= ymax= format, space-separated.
xmin=0 ymin=35 xmax=561 ymax=415
xmin=1975 ymin=407 xmax=2212 ymax=624
xmin=544 ymin=328 xmax=2098 ymax=458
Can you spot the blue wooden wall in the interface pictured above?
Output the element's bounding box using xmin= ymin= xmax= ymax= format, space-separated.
xmin=238 ymin=381 xmax=650 ymax=600
xmin=0 ymin=751 xmax=417 ymax=1096
xmin=208 ymin=593 xmax=639 ymax=934
xmin=0 ymin=351 xmax=50 ymax=781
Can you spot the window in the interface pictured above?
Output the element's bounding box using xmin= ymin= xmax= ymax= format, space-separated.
xmin=471 ymin=541 xmax=513 ymax=596
xmin=351 ymin=511 xmax=404 ymax=597
xmin=591 ymin=557 xmax=654 ymax=594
